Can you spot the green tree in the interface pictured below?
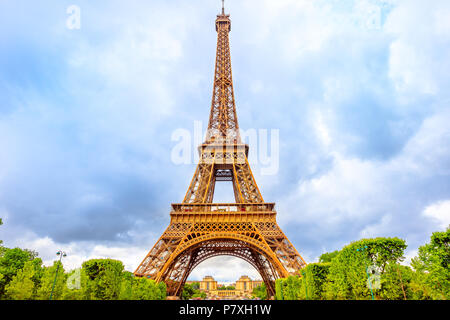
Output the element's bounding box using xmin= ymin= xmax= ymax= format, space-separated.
xmin=319 ymin=251 xmax=339 ymax=263
xmin=182 ymin=282 xmax=205 ymax=300
xmin=36 ymin=261 xmax=66 ymax=300
xmin=218 ymin=285 xmax=235 ymax=290
xmin=119 ymin=274 xmax=166 ymax=300
xmin=378 ymin=263 xmax=413 ymax=300
xmin=119 ymin=271 xmax=134 ymax=300
xmin=252 ymin=283 xmax=268 ymax=299
xmin=82 ymin=259 xmax=124 ymax=300
xmin=298 ymin=263 xmax=331 ymax=300
xmin=0 ymin=247 xmax=38 ymax=297
xmin=29 ymin=258 xmax=44 ymax=298
xmin=5 ymin=260 xmax=36 ymax=300
xmin=190 ymin=281 xmax=200 ymax=290
xmin=282 ymin=276 xmax=302 ymax=300
xmin=191 ymin=291 xmax=206 ymax=299
xmin=324 ymin=237 xmax=407 ymax=300
xmin=156 ymin=281 xmax=167 ymax=300
xmin=62 ymin=268 xmax=89 ymax=300
xmin=131 ymin=277 xmax=160 ymax=300
xmin=275 ymin=278 xmax=284 ymax=300
xmin=410 ymin=228 xmax=449 ymax=299
xmin=182 ymin=283 xmax=196 ymax=300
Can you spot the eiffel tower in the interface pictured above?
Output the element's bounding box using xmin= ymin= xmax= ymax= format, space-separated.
xmin=134 ymin=3 xmax=306 ymax=297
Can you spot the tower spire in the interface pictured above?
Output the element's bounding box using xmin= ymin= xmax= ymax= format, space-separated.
xmin=207 ymin=2 xmax=238 ymax=143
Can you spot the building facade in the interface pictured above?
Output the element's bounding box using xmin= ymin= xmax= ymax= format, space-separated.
xmin=189 ymin=275 xmax=263 ymax=298
xmin=235 ymin=275 xmax=263 ymax=293
xmin=199 ymin=276 xmax=218 ymax=291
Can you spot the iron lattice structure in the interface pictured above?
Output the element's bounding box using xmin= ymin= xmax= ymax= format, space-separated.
xmin=134 ymin=7 xmax=306 ymax=297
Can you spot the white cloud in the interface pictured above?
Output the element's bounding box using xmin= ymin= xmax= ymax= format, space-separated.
xmin=385 ymin=0 xmax=450 ymax=100
xmin=3 ymin=228 xmax=152 ymax=272
xmin=403 ymin=248 xmax=418 ymax=266
xmin=388 ymin=40 xmax=437 ymax=95
xmin=423 ymin=200 xmax=450 ymax=230
xmin=187 ymin=256 xmax=261 ymax=282
xmin=359 ymin=214 xmax=393 ymax=238
xmin=279 ymin=152 xmax=389 ymax=226
xmin=394 ymin=109 xmax=450 ymax=177
xmin=278 ymin=106 xmax=450 ymax=258
xmin=312 ymin=109 xmax=332 ymax=148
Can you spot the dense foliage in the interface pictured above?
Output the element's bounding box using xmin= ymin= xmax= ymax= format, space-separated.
xmin=119 ymin=271 xmax=167 ymax=300
xmin=318 ymin=251 xmax=339 ymax=263
xmin=324 ymin=237 xmax=407 ymax=299
xmin=410 ymin=228 xmax=449 ymax=299
xmin=0 ymin=247 xmax=39 ymax=297
xmin=82 ymin=259 xmax=124 ymax=300
xmin=0 ymin=256 xmax=167 ymax=300
xmin=218 ymin=285 xmax=235 ymax=290
xmin=252 ymin=283 xmax=268 ymax=299
xmin=276 ymin=231 xmax=449 ymax=300
xmin=300 ymin=263 xmax=331 ymax=299
xmin=182 ymin=282 xmax=206 ymax=300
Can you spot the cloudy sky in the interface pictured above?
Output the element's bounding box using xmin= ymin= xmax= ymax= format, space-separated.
xmin=1 ymin=0 xmax=449 ymax=282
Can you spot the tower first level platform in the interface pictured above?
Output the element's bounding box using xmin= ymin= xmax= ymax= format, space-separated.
xmin=134 ymin=202 xmax=306 ymax=296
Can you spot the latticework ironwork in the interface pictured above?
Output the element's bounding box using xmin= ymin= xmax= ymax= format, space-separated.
xmin=134 ymin=6 xmax=306 ymax=297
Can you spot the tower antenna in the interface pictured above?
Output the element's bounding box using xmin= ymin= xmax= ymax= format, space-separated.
xmin=222 ymin=0 xmax=225 ymax=14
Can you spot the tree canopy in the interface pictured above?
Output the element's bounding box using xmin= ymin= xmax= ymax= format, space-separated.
xmin=410 ymin=227 xmax=449 ymax=299
xmin=275 ymin=234 xmax=449 ymax=300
